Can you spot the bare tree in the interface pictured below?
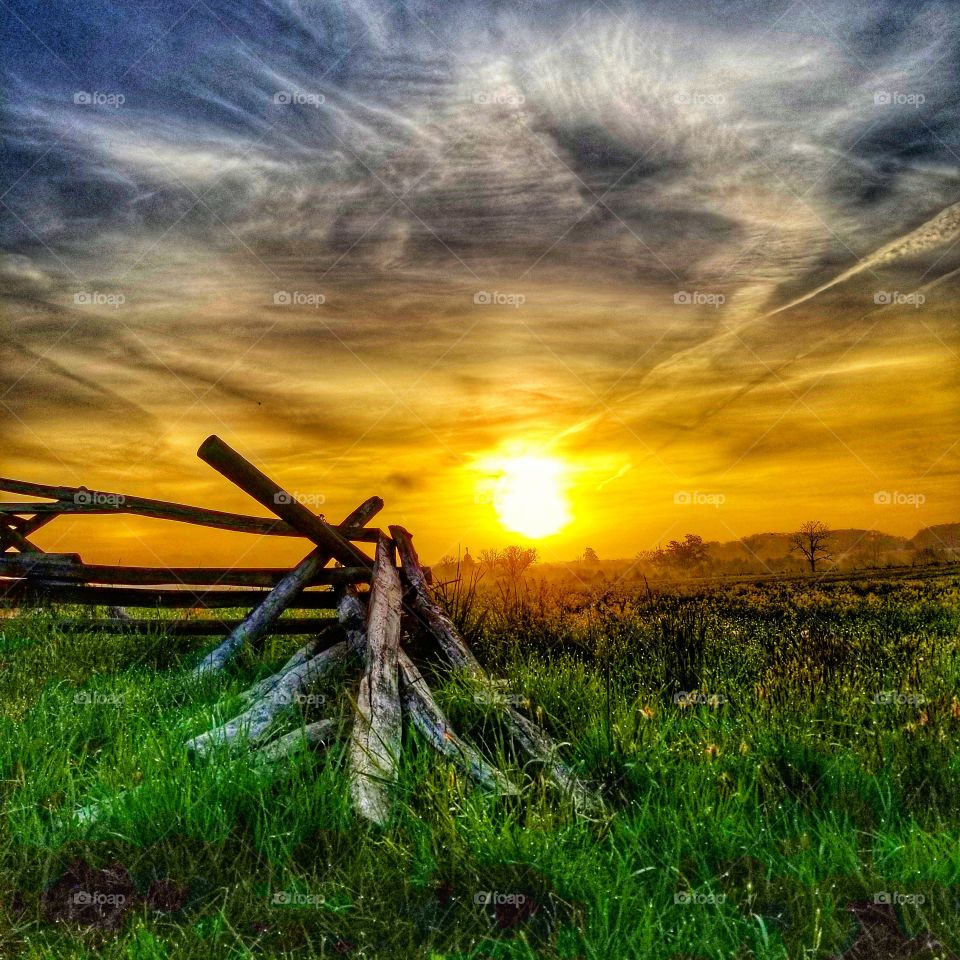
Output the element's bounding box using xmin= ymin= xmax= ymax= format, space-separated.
xmin=791 ymin=520 xmax=832 ymax=573
xmin=500 ymin=545 xmax=538 ymax=584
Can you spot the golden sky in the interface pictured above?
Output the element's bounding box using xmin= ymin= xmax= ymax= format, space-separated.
xmin=2 ymin=1 xmax=958 ymax=565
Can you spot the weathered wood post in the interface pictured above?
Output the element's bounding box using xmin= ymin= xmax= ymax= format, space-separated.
xmin=192 ymin=496 xmax=383 ymax=676
xmin=348 ymin=536 xmax=403 ymax=825
xmin=196 ymin=436 xmax=373 ymax=570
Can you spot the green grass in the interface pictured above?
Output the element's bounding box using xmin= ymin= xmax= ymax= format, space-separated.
xmin=1 ymin=572 xmax=959 ymax=958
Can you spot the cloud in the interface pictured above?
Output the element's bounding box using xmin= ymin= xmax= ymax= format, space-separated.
xmin=0 ymin=0 xmax=957 ymax=553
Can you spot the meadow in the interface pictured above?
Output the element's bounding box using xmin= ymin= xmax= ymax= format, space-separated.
xmin=1 ymin=568 xmax=959 ymax=959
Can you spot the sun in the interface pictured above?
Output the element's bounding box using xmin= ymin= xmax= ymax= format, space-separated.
xmin=491 ymin=455 xmax=571 ymax=538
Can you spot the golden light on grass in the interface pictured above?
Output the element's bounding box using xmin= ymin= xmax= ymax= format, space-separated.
xmin=490 ymin=454 xmax=572 ymax=539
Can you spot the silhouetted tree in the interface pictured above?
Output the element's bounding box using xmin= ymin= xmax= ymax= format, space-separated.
xmin=790 ymin=520 xmax=832 ymax=573
xmin=636 ymin=536 xmax=708 ymax=576
xmin=665 ymin=534 xmax=709 ymax=573
xmin=636 ymin=546 xmax=669 ymax=571
xmin=912 ymin=545 xmax=945 ymax=566
xmin=500 ymin=545 xmax=538 ymax=584
xmin=582 ymin=547 xmax=600 ymax=565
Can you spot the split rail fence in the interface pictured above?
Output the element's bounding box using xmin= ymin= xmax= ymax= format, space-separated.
xmin=0 ymin=436 xmax=598 ymax=825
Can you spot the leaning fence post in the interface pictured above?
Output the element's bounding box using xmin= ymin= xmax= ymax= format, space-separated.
xmin=192 ymin=496 xmax=383 ymax=677
xmin=197 ymin=436 xmax=373 ymax=569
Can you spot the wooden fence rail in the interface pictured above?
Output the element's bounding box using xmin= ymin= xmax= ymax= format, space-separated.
xmin=0 ymin=437 xmax=438 ymax=657
xmin=0 ymin=583 xmax=345 ymax=609
xmin=2 ymin=436 xmax=599 ymax=824
xmin=0 ymin=557 xmax=370 ymax=588
xmin=34 ymin=617 xmax=338 ymax=636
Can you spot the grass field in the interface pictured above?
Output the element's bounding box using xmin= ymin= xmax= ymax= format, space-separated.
xmin=1 ymin=569 xmax=959 ymax=959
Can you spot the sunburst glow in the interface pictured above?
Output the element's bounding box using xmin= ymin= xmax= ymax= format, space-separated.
xmin=491 ymin=455 xmax=572 ymax=539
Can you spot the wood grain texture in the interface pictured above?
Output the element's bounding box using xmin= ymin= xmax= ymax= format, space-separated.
xmin=348 ymin=537 xmax=403 ymax=825
xmin=390 ymin=525 xmax=600 ymax=811
xmin=390 ymin=525 xmax=483 ymax=677
xmin=0 ymin=556 xmax=371 ymax=587
xmin=196 ymin=436 xmax=373 ymax=568
xmin=0 ymin=583 xmax=341 ymax=609
xmin=191 ymin=496 xmax=381 ymax=676
xmin=399 ymin=650 xmax=516 ymax=794
xmin=186 ymin=641 xmax=353 ymax=757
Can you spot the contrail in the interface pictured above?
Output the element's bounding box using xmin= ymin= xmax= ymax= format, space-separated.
xmin=759 ymin=199 xmax=960 ymax=320
xmin=647 ymin=258 xmax=960 ymax=450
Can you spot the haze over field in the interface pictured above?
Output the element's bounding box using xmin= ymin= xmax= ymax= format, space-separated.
xmin=2 ymin=0 xmax=959 ymax=564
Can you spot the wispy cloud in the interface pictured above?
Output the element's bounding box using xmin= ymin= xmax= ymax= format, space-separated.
xmin=1 ymin=0 xmax=957 ymax=555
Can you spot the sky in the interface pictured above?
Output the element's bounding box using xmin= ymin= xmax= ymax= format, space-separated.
xmin=1 ymin=0 xmax=959 ymax=566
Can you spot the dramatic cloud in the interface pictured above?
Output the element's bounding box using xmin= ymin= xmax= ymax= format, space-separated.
xmin=1 ymin=0 xmax=958 ymax=560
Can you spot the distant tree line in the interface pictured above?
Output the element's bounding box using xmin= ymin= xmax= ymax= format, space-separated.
xmin=437 ymin=519 xmax=956 ymax=584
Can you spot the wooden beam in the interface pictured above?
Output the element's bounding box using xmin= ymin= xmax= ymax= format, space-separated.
xmin=398 ymin=651 xmax=517 ymax=794
xmin=390 ymin=524 xmax=600 ymax=811
xmin=0 ymin=480 xmax=299 ymax=536
xmin=192 ymin=496 xmax=382 ymax=676
xmin=0 ymin=582 xmax=343 ymax=609
xmin=6 ymin=513 xmax=57 ymax=537
xmin=0 ymin=501 xmax=382 ymax=542
xmin=348 ymin=536 xmax=403 ymax=825
xmin=389 ymin=525 xmax=484 ymax=677
xmin=238 ymin=632 xmax=338 ymax=704
xmin=186 ymin=641 xmax=354 ymax=757
xmin=197 ymin=436 xmax=373 ymax=568
xmin=0 ymin=556 xmax=371 ymax=588
xmin=0 ymin=522 xmax=41 ymax=554
xmin=27 ymin=617 xmax=339 ymax=636
xmin=250 ymin=719 xmax=343 ymax=766
xmin=0 ymin=477 xmax=94 ymax=499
